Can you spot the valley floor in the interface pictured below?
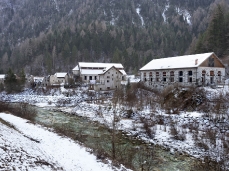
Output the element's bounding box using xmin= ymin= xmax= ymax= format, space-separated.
xmin=0 ymin=85 xmax=229 ymax=170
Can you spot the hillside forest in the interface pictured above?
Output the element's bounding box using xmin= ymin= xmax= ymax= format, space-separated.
xmin=0 ymin=0 xmax=229 ymax=75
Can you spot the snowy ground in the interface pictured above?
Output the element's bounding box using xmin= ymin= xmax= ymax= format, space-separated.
xmin=0 ymin=113 xmax=130 ymax=171
xmin=0 ymin=85 xmax=229 ymax=169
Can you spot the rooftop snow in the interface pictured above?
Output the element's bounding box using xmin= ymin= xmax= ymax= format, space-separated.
xmin=0 ymin=74 xmax=5 ymax=79
xmin=55 ymin=73 xmax=67 ymax=78
xmin=72 ymin=65 xmax=79 ymax=71
xmin=140 ymin=52 xmax=214 ymax=71
xmin=81 ymin=69 xmax=105 ymax=75
xmin=78 ymin=62 xmax=124 ymax=69
xmin=74 ymin=62 xmax=127 ymax=75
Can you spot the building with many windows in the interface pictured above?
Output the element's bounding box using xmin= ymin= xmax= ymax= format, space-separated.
xmin=139 ymin=52 xmax=225 ymax=89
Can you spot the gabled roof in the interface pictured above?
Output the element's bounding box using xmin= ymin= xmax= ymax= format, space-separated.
xmin=72 ymin=65 xmax=79 ymax=71
xmin=140 ymin=52 xmax=219 ymax=71
xmin=55 ymin=73 xmax=67 ymax=78
xmin=99 ymin=66 xmax=123 ymax=75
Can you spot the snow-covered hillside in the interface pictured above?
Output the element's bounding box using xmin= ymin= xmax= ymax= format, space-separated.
xmin=0 ymin=113 xmax=130 ymax=171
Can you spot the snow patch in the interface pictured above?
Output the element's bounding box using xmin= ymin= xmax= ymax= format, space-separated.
xmin=176 ymin=7 xmax=192 ymax=25
xmin=0 ymin=113 xmax=130 ymax=171
xmin=136 ymin=6 xmax=145 ymax=26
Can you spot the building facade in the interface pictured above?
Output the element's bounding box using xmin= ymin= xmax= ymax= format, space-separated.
xmin=140 ymin=52 xmax=225 ymax=89
xmin=72 ymin=62 xmax=127 ymax=90
xmin=50 ymin=73 xmax=68 ymax=85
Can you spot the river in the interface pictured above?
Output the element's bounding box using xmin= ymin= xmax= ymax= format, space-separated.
xmin=29 ymin=105 xmax=212 ymax=171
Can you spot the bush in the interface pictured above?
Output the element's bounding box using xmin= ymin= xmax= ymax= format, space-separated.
xmin=0 ymin=102 xmax=37 ymax=122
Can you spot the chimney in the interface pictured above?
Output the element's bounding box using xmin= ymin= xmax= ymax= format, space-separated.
xmin=195 ymin=59 xmax=198 ymax=65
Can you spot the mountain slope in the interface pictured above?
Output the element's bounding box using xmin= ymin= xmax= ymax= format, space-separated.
xmin=0 ymin=0 xmax=226 ymax=75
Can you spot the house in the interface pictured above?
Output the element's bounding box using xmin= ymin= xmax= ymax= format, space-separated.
xmin=0 ymin=74 xmax=5 ymax=84
xmin=50 ymin=73 xmax=68 ymax=85
xmin=72 ymin=62 xmax=127 ymax=90
xmin=140 ymin=52 xmax=226 ymax=89
xmin=94 ymin=66 xmax=125 ymax=91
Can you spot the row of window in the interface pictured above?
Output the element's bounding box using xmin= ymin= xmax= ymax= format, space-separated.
xmin=202 ymin=70 xmax=221 ymax=76
xmin=144 ymin=70 xmax=222 ymax=77
xmin=144 ymin=71 xmax=192 ymax=77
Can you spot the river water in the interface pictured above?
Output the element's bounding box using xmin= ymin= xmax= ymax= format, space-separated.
xmin=33 ymin=106 xmax=208 ymax=171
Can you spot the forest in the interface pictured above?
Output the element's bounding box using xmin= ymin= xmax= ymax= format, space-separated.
xmin=0 ymin=0 xmax=228 ymax=75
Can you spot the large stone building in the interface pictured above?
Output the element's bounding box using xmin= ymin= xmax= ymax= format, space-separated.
xmin=72 ymin=62 xmax=127 ymax=90
xmin=140 ymin=52 xmax=226 ymax=89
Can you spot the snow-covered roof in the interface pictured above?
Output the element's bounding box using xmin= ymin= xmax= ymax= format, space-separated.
xmin=0 ymin=74 xmax=5 ymax=79
xmin=72 ymin=65 xmax=79 ymax=71
xmin=74 ymin=62 xmax=127 ymax=75
xmin=34 ymin=77 xmax=44 ymax=82
xmin=140 ymin=52 xmax=215 ymax=71
xmin=78 ymin=62 xmax=124 ymax=69
xmin=55 ymin=73 xmax=67 ymax=78
xmin=81 ymin=69 xmax=104 ymax=75
xmin=120 ymin=70 xmax=127 ymax=75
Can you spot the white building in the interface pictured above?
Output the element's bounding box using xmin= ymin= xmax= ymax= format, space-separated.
xmin=140 ymin=52 xmax=226 ymax=89
xmin=50 ymin=73 xmax=68 ymax=85
xmin=72 ymin=62 xmax=127 ymax=90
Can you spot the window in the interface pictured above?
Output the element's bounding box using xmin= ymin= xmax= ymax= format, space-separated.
xmin=107 ymin=80 xmax=109 ymax=83
xmin=179 ymin=71 xmax=183 ymax=76
xmin=84 ymin=76 xmax=87 ymax=80
xmin=202 ymin=70 xmax=206 ymax=76
xmin=218 ymin=71 xmax=222 ymax=83
xmin=170 ymin=71 xmax=174 ymax=82
xmin=95 ymin=76 xmax=97 ymax=80
xmin=89 ymin=76 xmax=92 ymax=80
xmin=149 ymin=72 xmax=152 ymax=77
xmin=210 ymin=71 xmax=214 ymax=76
xmin=156 ymin=72 xmax=159 ymax=82
xmin=163 ymin=72 xmax=166 ymax=82
xmin=188 ymin=71 xmax=192 ymax=76
xmin=179 ymin=77 xmax=183 ymax=82
xmin=107 ymin=87 xmax=110 ymax=90
xmin=107 ymin=76 xmax=110 ymax=78
xmin=218 ymin=71 xmax=221 ymax=76
xmin=189 ymin=77 xmax=192 ymax=82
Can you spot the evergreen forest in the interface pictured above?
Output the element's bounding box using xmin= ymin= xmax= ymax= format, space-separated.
xmin=0 ymin=0 xmax=228 ymax=75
